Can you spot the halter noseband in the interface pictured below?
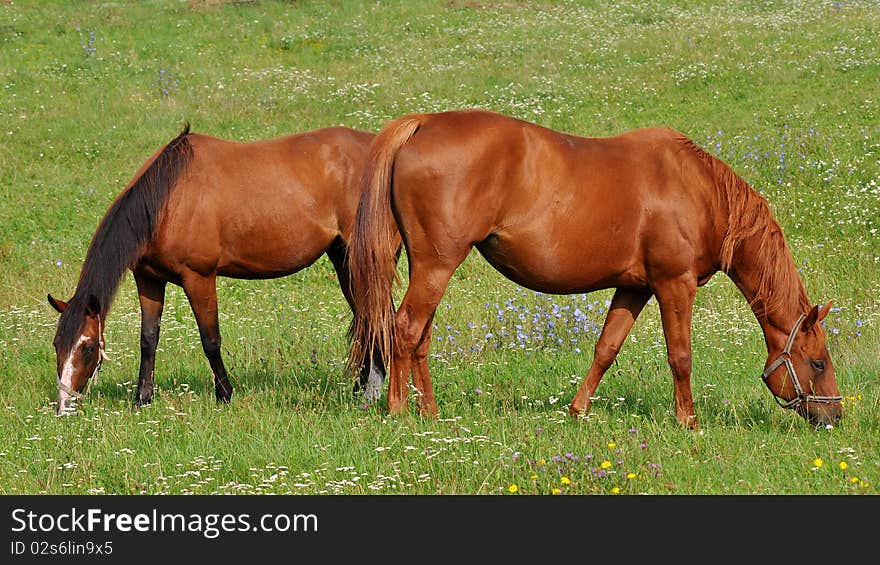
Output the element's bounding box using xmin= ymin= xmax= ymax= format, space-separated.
xmin=57 ymin=317 xmax=104 ymax=404
xmin=761 ymin=314 xmax=842 ymax=410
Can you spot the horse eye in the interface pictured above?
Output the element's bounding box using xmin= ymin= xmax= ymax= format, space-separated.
xmin=82 ymin=343 xmax=96 ymax=356
xmin=811 ymin=359 xmax=826 ymax=372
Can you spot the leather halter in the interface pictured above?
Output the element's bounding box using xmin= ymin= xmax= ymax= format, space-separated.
xmin=761 ymin=314 xmax=842 ymax=410
xmin=56 ymin=317 xmax=104 ymax=403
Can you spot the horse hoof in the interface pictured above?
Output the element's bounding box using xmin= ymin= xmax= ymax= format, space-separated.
xmin=362 ymin=380 xmax=383 ymax=403
xmin=134 ymin=392 xmax=153 ymax=407
xmin=678 ymin=415 xmax=699 ymax=430
xmin=386 ymin=403 xmax=405 ymax=416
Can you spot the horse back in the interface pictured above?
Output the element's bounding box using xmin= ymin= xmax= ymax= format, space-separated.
xmin=141 ymin=126 xmax=373 ymax=280
xmin=391 ymin=110 xmax=725 ymax=292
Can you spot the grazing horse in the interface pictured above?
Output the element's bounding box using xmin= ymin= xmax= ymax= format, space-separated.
xmin=348 ymin=109 xmax=842 ymax=429
xmin=48 ymin=124 xmax=388 ymax=414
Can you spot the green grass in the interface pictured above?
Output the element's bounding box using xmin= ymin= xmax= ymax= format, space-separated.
xmin=1 ymin=0 xmax=878 ymax=495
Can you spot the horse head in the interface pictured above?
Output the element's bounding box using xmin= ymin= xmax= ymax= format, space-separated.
xmin=762 ymin=302 xmax=843 ymax=427
xmin=47 ymin=293 xmax=108 ymax=415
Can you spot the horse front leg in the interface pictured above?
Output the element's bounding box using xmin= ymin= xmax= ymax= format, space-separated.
xmin=182 ymin=274 xmax=233 ymax=403
xmin=654 ymin=275 xmax=698 ymax=429
xmin=134 ymin=271 xmax=166 ymax=407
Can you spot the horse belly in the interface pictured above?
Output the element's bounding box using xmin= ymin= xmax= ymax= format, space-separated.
xmin=475 ymin=228 xmax=642 ymax=294
xmin=215 ymin=220 xmax=335 ymax=279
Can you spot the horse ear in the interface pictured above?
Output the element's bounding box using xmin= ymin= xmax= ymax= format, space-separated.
xmin=48 ymin=294 xmax=68 ymax=313
xmin=802 ymin=301 xmax=833 ymax=332
xmin=86 ymin=294 xmax=102 ymax=318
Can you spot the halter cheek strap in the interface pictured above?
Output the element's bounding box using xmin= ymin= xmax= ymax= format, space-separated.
xmin=761 ymin=314 xmax=842 ymax=409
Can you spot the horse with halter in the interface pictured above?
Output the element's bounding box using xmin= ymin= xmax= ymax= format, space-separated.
xmin=348 ymin=109 xmax=842 ymax=429
xmin=49 ymin=125 xmax=387 ymax=414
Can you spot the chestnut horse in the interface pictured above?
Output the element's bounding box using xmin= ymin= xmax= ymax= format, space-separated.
xmin=348 ymin=109 xmax=842 ymax=429
xmin=48 ymin=125 xmax=387 ymax=414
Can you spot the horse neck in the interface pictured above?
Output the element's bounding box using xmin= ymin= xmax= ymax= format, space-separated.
xmin=725 ymin=222 xmax=810 ymax=351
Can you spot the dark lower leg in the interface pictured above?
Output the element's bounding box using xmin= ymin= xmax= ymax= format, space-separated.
xmin=134 ymin=273 xmax=166 ymax=406
xmin=184 ymin=276 xmax=232 ymax=403
xmin=356 ymin=348 xmax=386 ymax=402
xmin=328 ymin=244 xmax=387 ymax=401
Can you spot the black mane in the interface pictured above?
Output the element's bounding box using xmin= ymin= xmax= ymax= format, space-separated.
xmin=55 ymin=125 xmax=192 ymax=352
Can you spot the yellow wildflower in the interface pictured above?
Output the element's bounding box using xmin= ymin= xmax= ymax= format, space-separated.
xmin=600 ymin=460 xmax=612 ymax=469
xmin=626 ymin=472 xmax=636 ymax=479
xmin=552 ymin=488 xmax=561 ymax=495
xmin=561 ymin=476 xmax=571 ymax=485
xmin=607 ymin=442 xmax=616 ymax=448
xmin=611 ymin=487 xmax=620 ymax=494
xmin=813 ymin=458 xmax=823 ymax=468
xmin=508 ymin=484 xmax=518 ymax=493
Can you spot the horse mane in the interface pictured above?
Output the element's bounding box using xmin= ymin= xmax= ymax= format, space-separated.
xmin=56 ymin=124 xmax=193 ymax=352
xmin=676 ymin=135 xmax=809 ymax=319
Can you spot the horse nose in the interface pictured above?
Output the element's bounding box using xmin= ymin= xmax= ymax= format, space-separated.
xmin=824 ymin=404 xmax=844 ymax=426
xmin=56 ymin=390 xmax=75 ymax=415
xmin=802 ymin=403 xmax=843 ymax=428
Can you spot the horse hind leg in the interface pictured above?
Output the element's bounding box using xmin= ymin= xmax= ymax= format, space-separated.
xmin=410 ymin=311 xmax=438 ymax=416
xmin=389 ymin=261 xmax=460 ymax=416
xmin=570 ymin=288 xmax=651 ymax=419
xmin=182 ymin=273 xmax=233 ymax=403
xmin=134 ymin=271 xmax=167 ymax=407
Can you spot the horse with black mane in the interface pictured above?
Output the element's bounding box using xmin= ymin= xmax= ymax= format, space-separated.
xmin=348 ymin=109 xmax=842 ymax=429
xmin=49 ymin=124 xmax=387 ymax=414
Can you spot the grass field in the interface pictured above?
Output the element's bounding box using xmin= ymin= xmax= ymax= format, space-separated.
xmin=1 ymin=0 xmax=878 ymax=495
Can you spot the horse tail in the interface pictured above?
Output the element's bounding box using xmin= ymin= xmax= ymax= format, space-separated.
xmin=347 ymin=115 xmax=423 ymax=377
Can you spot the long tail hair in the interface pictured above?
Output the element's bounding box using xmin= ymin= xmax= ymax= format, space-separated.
xmin=346 ymin=115 xmax=423 ymax=376
xmin=55 ymin=125 xmax=192 ymax=354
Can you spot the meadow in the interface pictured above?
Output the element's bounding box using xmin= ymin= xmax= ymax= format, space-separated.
xmin=0 ymin=0 xmax=877 ymax=495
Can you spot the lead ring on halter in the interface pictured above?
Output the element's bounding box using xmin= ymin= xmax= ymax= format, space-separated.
xmin=761 ymin=314 xmax=842 ymax=410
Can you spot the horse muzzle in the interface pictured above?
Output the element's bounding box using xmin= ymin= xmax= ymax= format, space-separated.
xmin=797 ymin=401 xmax=843 ymax=429
xmin=56 ymin=390 xmax=76 ymax=415
xmin=56 ymin=377 xmax=86 ymax=415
